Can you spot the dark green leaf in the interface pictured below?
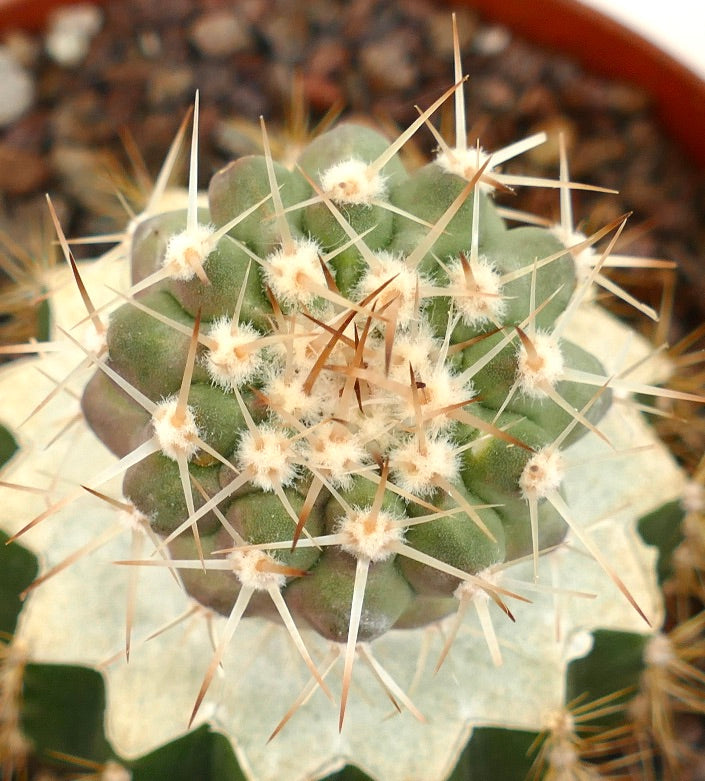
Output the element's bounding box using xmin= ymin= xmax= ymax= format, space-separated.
xmin=0 ymin=422 xmax=17 ymax=468
xmin=36 ymin=296 xmax=52 ymax=343
xmin=638 ymin=500 xmax=685 ymax=584
xmin=130 ymin=725 xmax=245 ymax=781
xmin=448 ymin=726 xmax=537 ymax=780
xmin=20 ymin=664 xmax=113 ymax=764
xmin=0 ymin=530 xmax=37 ymax=635
xmin=566 ymin=629 xmax=648 ymax=725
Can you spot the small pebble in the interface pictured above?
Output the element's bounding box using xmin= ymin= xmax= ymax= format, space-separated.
xmin=473 ymin=25 xmax=511 ymax=56
xmin=2 ymin=31 xmax=41 ymax=70
xmin=0 ymin=144 xmax=49 ymax=195
xmin=147 ymin=65 xmax=194 ymax=106
xmin=476 ymin=75 xmax=515 ymax=112
xmin=526 ymin=116 xmax=577 ymax=168
xmin=45 ymin=3 xmax=103 ymax=66
xmin=427 ymin=8 xmax=478 ymax=59
xmin=359 ymin=31 xmax=419 ymax=92
xmin=0 ymin=48 xmax=34 ymax=128
xmin=50 ymin=90 xmax=115 ymax=145
xmin=190 ymin=11 xmax=252 ymax=58
xmin=138 ymin=30 xmax=163 ymax=59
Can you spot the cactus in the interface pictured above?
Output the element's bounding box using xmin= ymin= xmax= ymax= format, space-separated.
xmin=1 ymin=16 xmax=702 ymax=781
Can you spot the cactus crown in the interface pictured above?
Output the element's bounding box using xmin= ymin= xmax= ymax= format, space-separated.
xmin=75 ymin=51 xmax=620 ymax=728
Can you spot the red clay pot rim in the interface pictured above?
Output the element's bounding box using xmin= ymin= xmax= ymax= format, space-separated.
xmin=0 ymin=0 xmax=106 ymax=31
xmin=454 ymin=0 xmax=705 ymax=168
xmin=1 ymin=0 xmax=704 ymax=167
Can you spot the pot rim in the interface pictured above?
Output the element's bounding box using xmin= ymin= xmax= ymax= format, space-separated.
xmin=0 ymin=0 xmax=106 ymax=32
xmin=453 ymin=0 xmax=705 ymax=167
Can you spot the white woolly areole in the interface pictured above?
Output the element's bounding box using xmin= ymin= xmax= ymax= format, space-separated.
xmin=435 ymin=147 xmax=495 ymax=192
xmin=453 ymin=566 xmax=501 ymax=602
xmin=543 ymin=707 xmax=575 ymax=737
xmin=82 ymin=322 xmax=108 ymax=356
xmin=385 ymin=325 xmax=440 ymax=383
xmin=516 ymin=331 xmax=564 ymax=397
xmin=236 ymin=424 xmax=297 ymax=491
xmin=337 ymin=506 xmax=405 ymax=562
xmin=117 ymin=508 xmax=149 ymax=535
xmin=519 ymin=448 xmax=565 ymax=499
xmin=446 ymin=255 xmax=506 ymax=326
xmin=551 ymin=225 xmax=596 ymax=282
xmin=540 ymin=708 xmax=585 ymax=776
xmin=355 ymin=251 xmax=425 ymax=327
xmin=162 ymin=224 xmax=215 ymax=281
xmin=228 ymin=549 xmax=287 ymax=591
xmin=152 ymin=398 xmax=200 ymax=460
xmin=681 ymin=480 xmax=705 ymax=513
xmin=389 ymin=435 xmax=459 ymax=495
xmin=397 ymin=363 xmax=474 ymax=434
xmin=672 ymin=540 xmax=698 ymax=570
xmin=262 ymin=370 xmax=330 ymax=424
xmin=101 ymin=762 xmax=132 ymax=781
xmin=547 ymin=743 xmax=580 ymax=772
xmin=263 ymin=237 xmax=326 ymax=306
xmin=303 ymin=422 xmax=368 ymax=487
xmin=347 ymin=401 xmax=398 ymax=453
xmin=643 ymin=633 xmax=675 ymax=668
xmin=205 ymin=317 xmax=264 ymax=390
xmin=267 ymin=314 xmax=321 ymax=371
xmin=319 ymin=157 xmax=387 ymax=205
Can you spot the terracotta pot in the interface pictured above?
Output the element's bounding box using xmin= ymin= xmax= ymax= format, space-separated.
xmin=451 ymin=0 xmax=705 ymax=168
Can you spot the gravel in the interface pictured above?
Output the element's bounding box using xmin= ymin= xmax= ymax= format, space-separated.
xmin=0 ymin=0 xmax=703 ymax=337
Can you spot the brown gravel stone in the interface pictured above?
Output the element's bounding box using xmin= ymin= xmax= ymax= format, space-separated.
xmin=146 ymin=65 xmax=195 ymax=107
xmin=358 ymin=30 xmax=420 ymax=92
xmin=0 ymin=143 xmax=49 ymax=194
xmin=50 ymin=89 xmax=116 ymax=145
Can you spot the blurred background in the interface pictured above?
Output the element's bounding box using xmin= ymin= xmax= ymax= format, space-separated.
xmin=0 ymin=0 xmax=703 ymax=352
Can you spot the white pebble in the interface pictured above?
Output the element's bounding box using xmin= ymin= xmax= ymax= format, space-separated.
xmin=0 ymin=47 xmax=34 ymax=127
xmin=45 ymin=3 xmax=103 ymax=66
xmin=190 ymin=11 xmax=252 ymax=58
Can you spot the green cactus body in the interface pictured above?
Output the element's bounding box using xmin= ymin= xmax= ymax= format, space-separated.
xmin=0 ymin=27 xmax=691 ymax=781
xmin=76 ymin=118 xmax=615 ymax=651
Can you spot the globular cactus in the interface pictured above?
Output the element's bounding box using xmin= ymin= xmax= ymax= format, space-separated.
xmin=0 ymin=17 xmax=699 ymax=781
xmin=84 ymin=101 xmax=610 ymax=650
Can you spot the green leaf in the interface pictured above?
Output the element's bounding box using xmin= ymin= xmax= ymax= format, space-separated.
xmin=0 ymin=530 xmax=37 ymax=635
xmin=448 ymin=727 xmax=537 ymax=780
xmin=130 ymin=725 xmax=246 ymax=781
xmin=0 ymin=422 xmax=17 ymax=468
xmin=566 ymin=630 xmax=648 ymax=725
xmin=36 ymin=295 xmax=52 ymax=343
xmin=20 ymin=663 xmax=113 ymax=764
xmin=638 ymin=500 xmax=685 ymax=584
